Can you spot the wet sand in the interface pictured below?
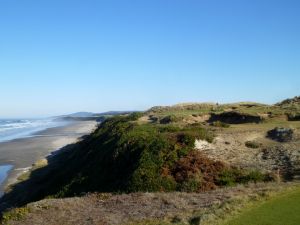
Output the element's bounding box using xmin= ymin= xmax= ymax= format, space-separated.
xmin=0 ymin=121 xmax=98 ymax=195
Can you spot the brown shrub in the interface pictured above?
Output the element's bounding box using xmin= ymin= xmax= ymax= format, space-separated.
xmin=171 ymin=151 xmax=227 ymax=191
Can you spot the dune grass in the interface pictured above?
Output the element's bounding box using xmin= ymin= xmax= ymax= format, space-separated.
xmin=224 ymin=187 xmax=300 ymax=225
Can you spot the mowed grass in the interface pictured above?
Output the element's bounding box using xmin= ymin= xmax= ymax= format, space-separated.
xmin=224 ymin=187 xmax=300 ymax=225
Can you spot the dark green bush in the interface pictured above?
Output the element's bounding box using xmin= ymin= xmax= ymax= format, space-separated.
xmin=286 ymin=112 xmax=300 ymax=121
xmin=127 ymin=112 xmax=144 ymax=121
xmin=189 ymin=216 xmax=201 ymax=225
xmin=217 ymin=169 xmax=267 ymax=186
xmin=159 ymin=115 xmax=182 ymax=124
xmin=177 ymin=133 xmax=196 ymax=147
xmin=242 ymin=170 xmax=265 ymax=183
xmin=245 ymin=141 xmax=260 ymax=149
xmin=178 ymin=172 xmax=202 ymax=192
xmin=211 ymin=121 xmax=230 ymax=128
xmin=183 ymin=124 xmax=215 ymax=143
xmin=158 ymin=125 xmax=181 ymax=133
xmin=217 ymin=169 xmax=242 ymax=186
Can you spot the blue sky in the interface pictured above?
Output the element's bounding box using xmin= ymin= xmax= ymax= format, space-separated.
xmin=0 ymin=0 xmax=299 ymax=117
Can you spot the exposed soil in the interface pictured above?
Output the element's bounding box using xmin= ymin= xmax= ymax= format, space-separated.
xmin=195 ymin=125 xmax=300 ymax=179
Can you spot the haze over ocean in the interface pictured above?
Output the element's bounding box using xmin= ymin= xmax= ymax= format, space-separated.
xmin=0 ymin=0 xmax=299 ymax=117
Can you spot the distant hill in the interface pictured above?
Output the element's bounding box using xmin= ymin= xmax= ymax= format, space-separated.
xmin=93 ymin=111 xmax=138 ymax=116
xmin=66 ymin=112 xmax=95 ymax=117
xmin=56 ymin=111 xmax=139 ymax=122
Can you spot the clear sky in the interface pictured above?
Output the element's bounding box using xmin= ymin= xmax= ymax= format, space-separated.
xmin=0 ymin=0 xmax=299 ymax=117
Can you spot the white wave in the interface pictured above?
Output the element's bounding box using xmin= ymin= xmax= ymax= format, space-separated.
xmin=0 ymin=119 xmax=67 ymax=142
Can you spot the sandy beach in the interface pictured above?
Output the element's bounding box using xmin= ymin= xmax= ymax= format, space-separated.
xmin=0 ymin=121 xmax=98 ymax=195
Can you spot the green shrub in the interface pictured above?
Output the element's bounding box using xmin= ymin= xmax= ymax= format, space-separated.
xmin=243 ymin=170 xmax=265 ymax=183
xmin=159 ymin=115 xmax=182 ymax=124
xmin=127 ymin=112 xmax=144 ymax=121
xmin=160 ymin=175 xmax=177 ymax=191
xmin=245 ymin=141 xmax=260 ymax=149
xmin=211 ymin=121 xmax=230 ymax=128
xmin=286 ymin=112 xmax=300 ymax=121
xmin=189 ymin=216 xmax=201 ymax=225
xmin=217 ymin=169 xmax=267 ymax=186
xmin=2 ymin=207 xmax=30 ymax=222
xmin=217 ymin=169 xmax=242 ymax=186
xmin=178 ymin=172 xmax=203 ymax=192
xmin=177 ymin=133 xmax=197 ymax=147
xmin=183 ymin=124 xmax=215 ymax=143
xmin=158 ymin=125 xmax=181 ymax=133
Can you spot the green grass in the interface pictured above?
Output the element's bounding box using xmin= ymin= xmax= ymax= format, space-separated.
xmin=245 ymin=140 xmax=260 ymax=149
xmin=224 ymin=187 xmax=300 ymax=225
xmin=2 ymin=207 xmax=30 ymax=223
xmin=149 ymin=103 xmax=293 ymax=118
xmin=211 ymin=121 xmax=230 ymax=128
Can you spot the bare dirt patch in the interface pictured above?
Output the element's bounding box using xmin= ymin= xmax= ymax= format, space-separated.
xmin=195 ymin=123 xmax=300 ymax=179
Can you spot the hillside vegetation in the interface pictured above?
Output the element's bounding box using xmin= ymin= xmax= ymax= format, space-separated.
xmin=1 ymin=97 xmax=300 ymax=224
xmin=0 ymin=113 xmax=271 ymax=212
xmin=148 ymin=97 xmax=300 ymax=122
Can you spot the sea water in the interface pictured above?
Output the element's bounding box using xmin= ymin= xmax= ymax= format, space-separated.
xmin=0 ymin=164 xmax=13 ymax=196
xmin=0 ymin=118 xmax=65 ymax=142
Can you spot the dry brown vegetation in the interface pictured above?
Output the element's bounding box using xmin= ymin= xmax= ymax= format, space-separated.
xmin=3 ymin=182 xmax=299 ymax=225
xmin=171 ymin=151 xmax=227 ymax=191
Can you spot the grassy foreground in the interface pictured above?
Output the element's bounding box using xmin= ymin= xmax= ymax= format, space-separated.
xmin=224 ymin=187 xmax=300 ymax=225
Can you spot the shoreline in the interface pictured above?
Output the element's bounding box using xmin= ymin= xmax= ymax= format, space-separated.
xmin=0 ymin=120 xmax=98 ymax=195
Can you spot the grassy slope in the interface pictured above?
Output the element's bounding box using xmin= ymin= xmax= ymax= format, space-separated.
xmin=224 ymin=187 xmax=300 ymax=225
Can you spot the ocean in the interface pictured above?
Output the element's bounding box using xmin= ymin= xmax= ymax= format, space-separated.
xmin=0 ymin=118 xmax=66 ymax=143
xmin=0 ymin=165 xmax=13 ymax=195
